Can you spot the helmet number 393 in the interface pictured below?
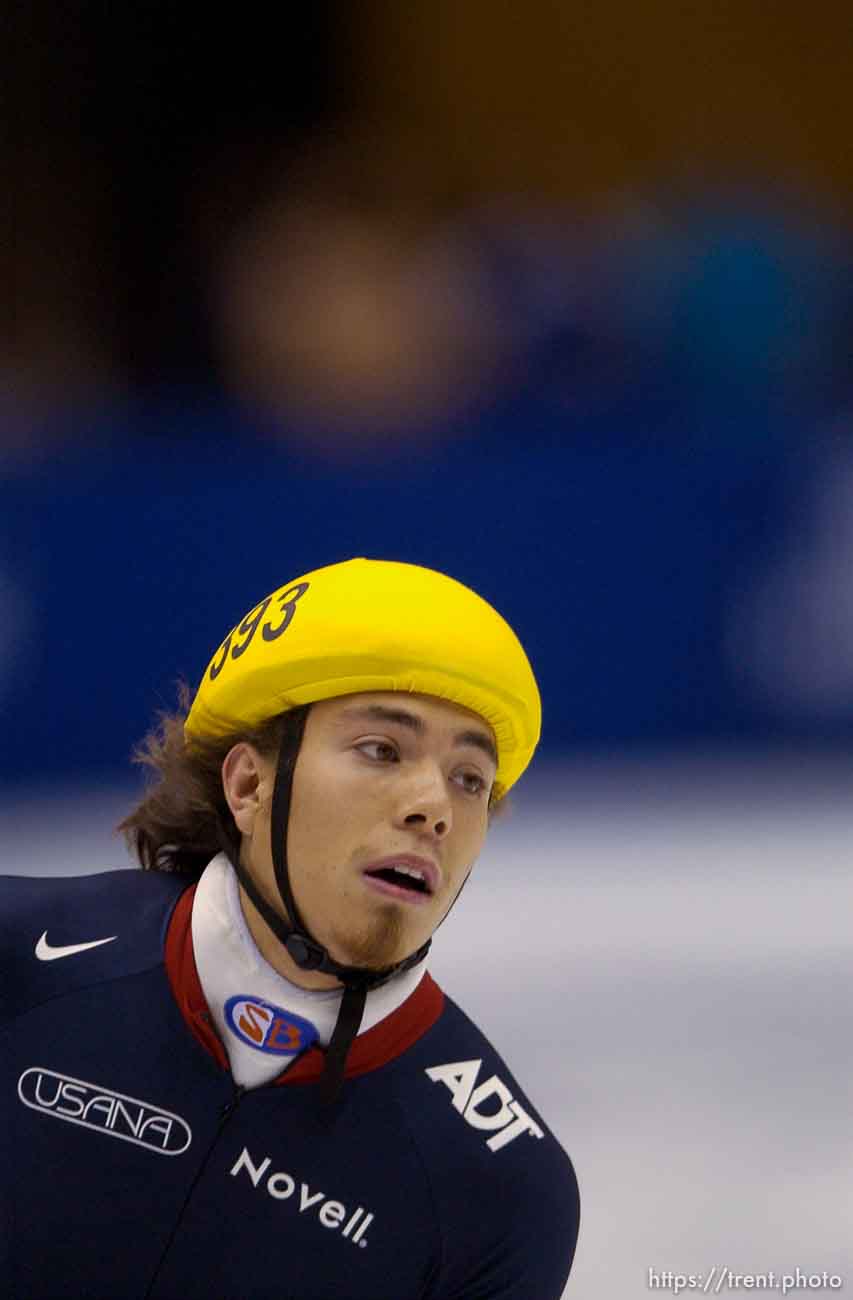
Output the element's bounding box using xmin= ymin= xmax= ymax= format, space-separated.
xmin=209 ymin=582 xmax=311 ymax=681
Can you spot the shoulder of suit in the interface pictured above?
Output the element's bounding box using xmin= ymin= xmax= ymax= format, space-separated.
xmin=0 ymin=869 xmax=190 ymax=1023
xmin=384 ymin=989 xmax=575 ymax=1177
xmin=378 ymin=989 xmax=580 ymax=1294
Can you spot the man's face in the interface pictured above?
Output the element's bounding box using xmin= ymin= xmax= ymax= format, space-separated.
xmin=244 ymin=692 xmax=497 ymax=972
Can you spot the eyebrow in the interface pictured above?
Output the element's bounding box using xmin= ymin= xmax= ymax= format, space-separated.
xmin=339 ymin=703 xmax=498 ymax=767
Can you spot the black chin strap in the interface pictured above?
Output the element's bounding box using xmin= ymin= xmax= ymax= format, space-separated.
xmin=227 ymin=705 xmax=431 ymax=1108
xmin=319 ymin=983 xmax=368 ymax=1107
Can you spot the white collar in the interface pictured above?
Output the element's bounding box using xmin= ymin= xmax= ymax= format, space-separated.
xmin=191 ymin=853 xmax=427 ymax=1088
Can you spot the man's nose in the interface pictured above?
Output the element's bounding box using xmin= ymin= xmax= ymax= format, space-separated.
xmin=396 ymin=764 xmax=453 ymax=838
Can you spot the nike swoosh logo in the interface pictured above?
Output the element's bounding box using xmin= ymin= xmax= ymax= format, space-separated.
xmin=35 ymin=932 xmax=117 ymax=962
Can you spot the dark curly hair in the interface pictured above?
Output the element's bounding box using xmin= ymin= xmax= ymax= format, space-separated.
xmin=116 ymin=682 xmax=308 ymax=877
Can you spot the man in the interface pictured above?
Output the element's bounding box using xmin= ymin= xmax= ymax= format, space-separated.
xmin=1 ymin=558 xmax=580 ymax=1298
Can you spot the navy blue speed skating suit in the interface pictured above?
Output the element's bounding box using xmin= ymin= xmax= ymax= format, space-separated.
xmin=1 ymin=868 xmax=579 ymax=1298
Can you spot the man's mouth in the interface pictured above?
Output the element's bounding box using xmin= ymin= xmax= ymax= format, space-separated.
xmin=361 ymin=854 xmax=438 ymax=903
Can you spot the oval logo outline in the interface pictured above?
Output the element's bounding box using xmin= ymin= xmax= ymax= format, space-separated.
xmin=17 ymin=1066 xmax=192 ymax=1155
xmin=224 ymin=995 xmax=318 ymax=1056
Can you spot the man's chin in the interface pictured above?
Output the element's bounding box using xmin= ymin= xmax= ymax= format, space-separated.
xmin=330 ymin=908 xmax=416 ymax=973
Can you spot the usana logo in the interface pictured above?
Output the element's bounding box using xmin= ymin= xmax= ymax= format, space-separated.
xmin=17 ymin=1067 xmax=192 ymax=1155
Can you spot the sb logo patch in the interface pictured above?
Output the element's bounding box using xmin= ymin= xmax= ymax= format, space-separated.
xmin=224 ymin=996 xmax=318 ymax=1056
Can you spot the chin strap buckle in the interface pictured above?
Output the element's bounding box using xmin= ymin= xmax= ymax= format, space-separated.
xmin=284 ymin=932 xmax=327 ymax=970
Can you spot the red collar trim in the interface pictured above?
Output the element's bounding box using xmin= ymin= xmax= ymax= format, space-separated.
xmin=164 ymin=882 xmax=445 ymax=1084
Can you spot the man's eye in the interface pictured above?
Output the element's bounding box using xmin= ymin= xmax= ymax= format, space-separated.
xmin=357 ymin=740 xmax=399 ymax=763
xmin=455 ymin=770 xmax=487 ymax=795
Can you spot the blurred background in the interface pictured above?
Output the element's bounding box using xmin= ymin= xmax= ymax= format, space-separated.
xmin=3 ymin=2 xmax=853 ymax=1294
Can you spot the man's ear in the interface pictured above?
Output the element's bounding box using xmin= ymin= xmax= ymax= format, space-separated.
xmin=221 ymin=743 xmax=268 ymax=835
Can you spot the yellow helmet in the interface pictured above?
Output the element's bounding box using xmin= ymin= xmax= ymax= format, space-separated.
xmin=185 ymin=557 xmax=540 ymax=795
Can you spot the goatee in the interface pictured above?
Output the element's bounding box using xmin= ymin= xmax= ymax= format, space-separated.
xmin=334 ymin=903 xmax=409 ymax=971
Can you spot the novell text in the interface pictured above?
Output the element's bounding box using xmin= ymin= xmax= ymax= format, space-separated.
xmin=229 ymin=1147 xmax=374 ymax=1248
xmin=425 ymin=1059 xmax=545 ymax=1152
